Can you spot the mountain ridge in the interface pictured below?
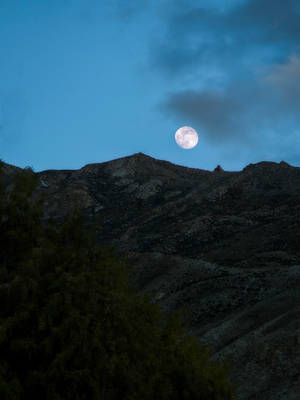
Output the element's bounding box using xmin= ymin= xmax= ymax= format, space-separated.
xmin=1 ymin=154 xmax=300 ymax=400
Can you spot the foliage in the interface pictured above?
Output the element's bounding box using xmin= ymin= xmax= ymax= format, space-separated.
xmin=0 ymin=168 xmax=237 ymax=400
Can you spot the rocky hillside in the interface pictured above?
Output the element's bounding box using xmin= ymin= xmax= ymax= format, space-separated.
xmin=2 ymin=153 xmax=300 ymax=400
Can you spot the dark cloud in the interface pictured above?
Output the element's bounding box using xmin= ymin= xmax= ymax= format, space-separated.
xmin=232 ymin=0 xmax=300 ymax=44
xmin=155 ymin=0 xmax=300 ymax=150
xmin=162 ymin=89 xmax=243 ymax=142
xmin=152 ymin=0 xmax=300 ymax=76
xmin=161 ymin=55 xmax=300 ymax=144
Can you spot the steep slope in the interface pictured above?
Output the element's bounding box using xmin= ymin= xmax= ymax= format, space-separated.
xmin=35 ymin=153 xmax=300 ymax=268
xmin=1 ymin=153 xmax=299 ymax=400
xmin=126 ymin=251 xmax=300 ymax=400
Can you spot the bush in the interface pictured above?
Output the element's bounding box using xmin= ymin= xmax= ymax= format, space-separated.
xmin=0 ymin=169 xmax=237 ymax=400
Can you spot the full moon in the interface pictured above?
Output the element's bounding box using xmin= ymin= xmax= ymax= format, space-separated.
xmin=175 ymin=126 xmax=198 ymax=149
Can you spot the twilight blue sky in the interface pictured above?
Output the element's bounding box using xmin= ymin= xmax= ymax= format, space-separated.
xmin=1 ymin=0 xmax=300 ymax=172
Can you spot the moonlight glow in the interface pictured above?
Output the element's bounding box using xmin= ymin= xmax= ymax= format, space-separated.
xmin=175 ymin=126 xmax=199 ymax=149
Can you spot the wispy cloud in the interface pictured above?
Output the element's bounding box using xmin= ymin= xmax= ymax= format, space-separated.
xmin=152 ymin=0 xmax=300 ymax=77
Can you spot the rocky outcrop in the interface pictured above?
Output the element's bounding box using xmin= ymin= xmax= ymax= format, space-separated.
xmin=1 ymin=153 xmax=300 ymax=400
xmin=213 ymin=164 xmax=224 ymax=172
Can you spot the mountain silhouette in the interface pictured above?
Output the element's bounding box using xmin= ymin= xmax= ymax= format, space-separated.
xmin=1 ymin=154 xmax=300 ymax=400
